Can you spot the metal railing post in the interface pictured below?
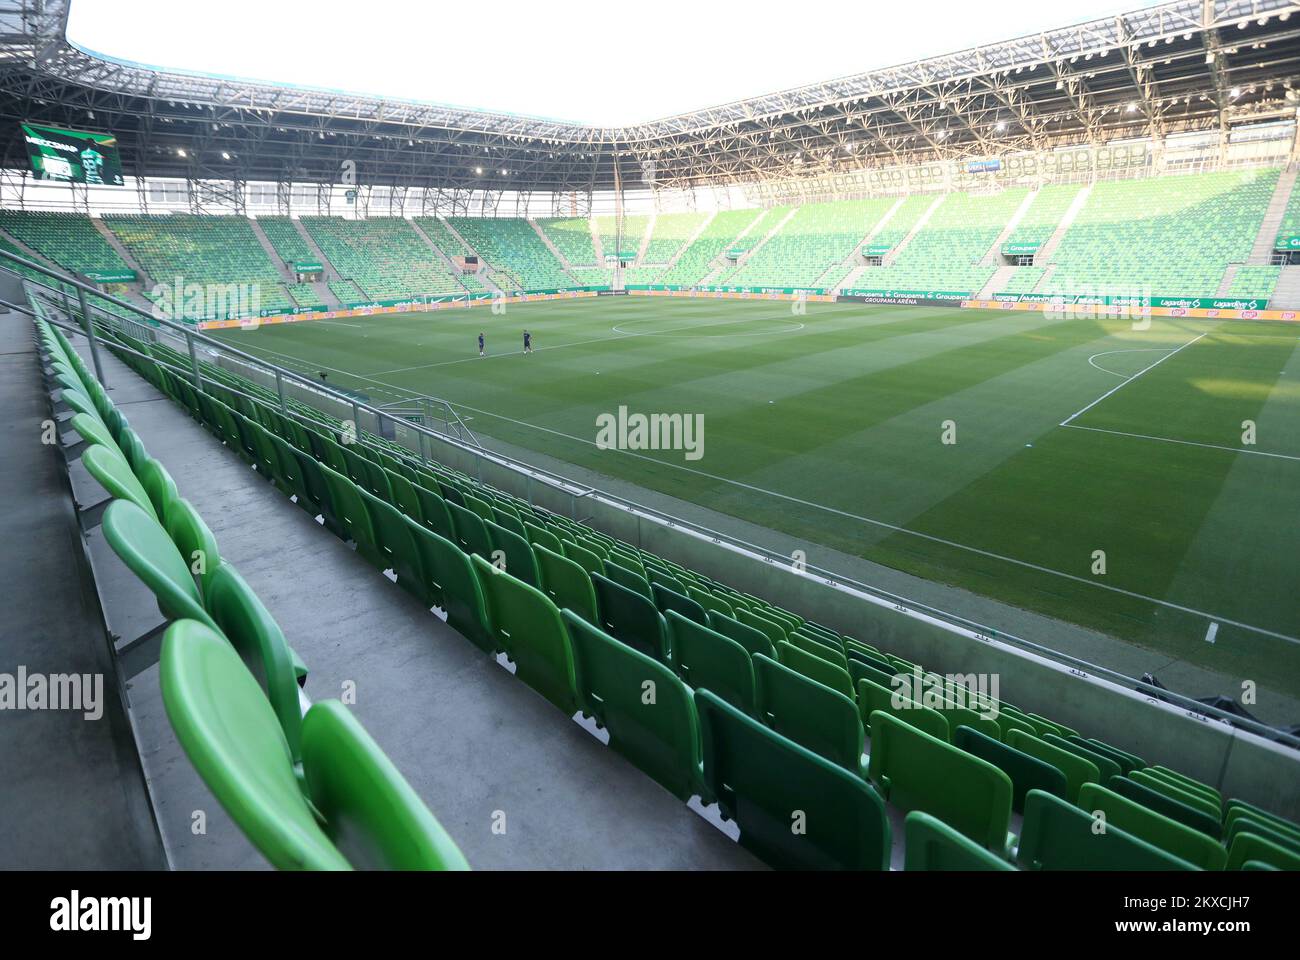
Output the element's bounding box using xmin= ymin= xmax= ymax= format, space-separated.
xmin=275 ymin=369 xmax=287 ymax=413
xmin=185 ymin=330 xmax=202 ymax=388
xmin=75 ymin=285 xmax=107 ymax=387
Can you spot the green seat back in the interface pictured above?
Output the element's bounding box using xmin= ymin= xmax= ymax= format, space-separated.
xmin=1226 ymin=831 xmax=1300 ymax=871
xmin=1017 ymin=789 xmax=1198 ymax=871
xmin=602 ymin=560 xmax=652 ymax=599
xmin=413 ymin=484 xmax=455 ymax=540
xmin=160 ymin=620 xmax=349 ymax=869
xmin=403 ymin=518 xmax=493 ymax=654
xmin=82 ymin=443 xmax=157 ymax=520
xmin=1043 ymin=733 xmax=1121 ymax=783
xmin=706 ymin=610 xmax=774 ymax=659
xmin=1107 ymin=775 xmax=1221 ymax=839
xmin=904 ymin=811 xmax=1016 ymax=871
xmin=752 ymin=653 xmax=863 ymax=774
xmin=135 ymin=457 xmax=180 ymax=522
xmin=561 ymin=539 xmax=606 ymax=578
xmin=1149 ymin=765 xmax=1221 ymax=805
xmin=687 ymin=587 xmax=734 ymax=620
xmin=485 ymin=519 xmax=541 ymax=588
xmin=591 ymin=572 xmax=670 ymax=664
xmin=164 ymin=497 xmax=221 ymax=598
xmin=447 ymin=500 xmax=494 ymax=559
xmin=856 ymin=676 xmax=950 ymax=741
xmin=665 ymin=610 xmax=756 ymax=716
xmin=695 ymin=689 xmax=890 ymax=870
xmin=319 ymin=464 xmax=383 ymax=568
xmin=300 ymin=699 xmax=470 ymax=870
xmin=523 ymin=522 xmax=563 ymax=555
xmin=868 ymin=710 xmax=1012 ymax=852
xmin=775 ymin=641 xmax=855 ymax=700
xmin=70 ymin=410 xmax=118 ymax=453
xmin=163 ymin=620 xmax=468 ymax=870
xmin=1006 ymin=729 xmax=1098 ymax=803
xmin=358 ymin=489 xmax=427 ymax=600
xmin=472 ymin=556 xmax=578 ymax=715
xmin=102 ymin=500 xmax=216 ymax=630
xmin=735 ymin=607 xmax=788 ymax=650
xmin=1076 ymin=782 xmax=1227 ymax=870
xmin=787 ymin=631 xmax=849 ymax=670
xmin=534 ymin=544 xmax=598 ymax=625
xmin=1073 ymin=736 xmax=1141 ymax=775
xmin=651 ymin=582 xmax=707 ymax=626
xmin=205 ymin=564 xmax=304 ymax=762
xmin=952 ymin=725 xmax=1067 ymax=814
xmin=562 ymin=611 xmax=701 ymax=801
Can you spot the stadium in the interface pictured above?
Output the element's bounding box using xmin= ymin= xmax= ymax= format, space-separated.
xmin=2 ymin=0 xmax=1299 ymax=895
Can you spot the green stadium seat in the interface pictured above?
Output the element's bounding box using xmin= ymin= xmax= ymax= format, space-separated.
xmin=904 ymin=811 xmax=1017 ymax=871
xmin=774 ymin=640 xmax=854 ymax=699
xmin=752 ymin=653 xmax=864 ymax=774
xmin=534 ymin=544 xmax=599 ymax=625
xmin=161 ymin=620 xmax=468 ymax=870
xmin=561 ymin=539 xmax=606 ymax=578
xmin=403 ymin=518 xmax=493 ymax=653
xmin=1071 ymin=736 xmax=1142 ymax=775
xmin=1006 ymin=729 xmax=1098 ymax=803
xmin=164 ymin=497 xmax=221 ymax=599
xmin=412 ymin=484 xmax=456 ymax=540
xmin=867 ymin=710 xmax=1013 ymax=853
xmin=651 ymin=582 xmax=708 ymax=625
xmin=472 ymin=555 xmax=578 ymax=714
xmin=856 ymin=676 xmax=949 ymax=741
xmin=952 ymin=725 xmax=1068 ymax=814
xmin=694 ymin=690 xmax=890 ymax=870
xmin=591 ymin=572 xmax=670 ymax=664
xmin=484 ymin=519 xmax=541 ymax=588
xmin=1107 ymin=776 xmax=1221 ymax=839
xmin=1225 ymin=832 xmax=1300 ymax=871
xmin=204 ymin=563 xmax=304 ymax=762
xmin=102 ymin=499 xmax=217 ymax=631
xmin=562 ymin=611 xmax=701 ymax=801
xmin=447 ymin=500 xmax=494 ymax=559
xmin=1016 ymin=789 xmax=1197 ymax=871
xmin=1224 ymin=815 xmax=1300 ymax=860
xmin=665 ymin=610 xmax=756 ymax=716
xmin=319 ymin=464 xmax=383 ymax=569
xmin=705 ymin=610 xmax=773 ymax=659
xmin=1043 ymin=733 xmax=1121 ymax=783
xmin=1076 ymin=782 xmax=1227 ymax=870
xmin=82 ymin=443 xmax=157 ymax=520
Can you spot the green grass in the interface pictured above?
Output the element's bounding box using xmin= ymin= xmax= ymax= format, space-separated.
xmin=211 ymin=297 xmax=1300 ymax=696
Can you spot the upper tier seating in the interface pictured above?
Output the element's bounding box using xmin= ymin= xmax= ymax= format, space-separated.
xmin=0 ymin=211 xmax=131 ymax=278
xmin=257 ymin=217 xmax=315 ymax=267
xmin=103 ymin=215 xmax=295 ymax=317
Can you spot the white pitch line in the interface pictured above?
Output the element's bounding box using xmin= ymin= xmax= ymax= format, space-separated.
xmin=1086 ymin=347 xmax=1174 ymax=378
xmin=1062 ymin=423 xmax=1300 ymax=462
xmin=1061 ymin=331 xmax=1208 ymax=426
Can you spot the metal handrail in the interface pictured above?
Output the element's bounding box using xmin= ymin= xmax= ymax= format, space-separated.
xmin=6 ymin=247 xmax=1296 ymax=748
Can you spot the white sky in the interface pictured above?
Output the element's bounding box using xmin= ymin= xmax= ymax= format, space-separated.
xmin=67 ymin=0 xmax=1144 ymax=125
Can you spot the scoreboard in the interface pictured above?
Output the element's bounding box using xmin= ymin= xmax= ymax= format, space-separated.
xmin=21 ymin=122 xmax=125 ymax=185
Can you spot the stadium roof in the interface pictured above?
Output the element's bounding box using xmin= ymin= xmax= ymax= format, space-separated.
xmin=1 ymin=0 xmax=1298 ymax=198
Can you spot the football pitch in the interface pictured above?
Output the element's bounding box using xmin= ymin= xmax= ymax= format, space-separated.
xmin=210 ymin=296 xmax=1300 ymax=698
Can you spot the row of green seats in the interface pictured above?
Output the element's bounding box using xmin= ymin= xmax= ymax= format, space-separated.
xmin=40 ymin=318 xmax=467 ymax=871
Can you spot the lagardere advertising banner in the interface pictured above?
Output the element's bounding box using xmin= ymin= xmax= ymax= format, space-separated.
xmin=21 ymin=122 xmax=125 ymax=186
xmin=989 ymin=292 xmax=1269 ymax=311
